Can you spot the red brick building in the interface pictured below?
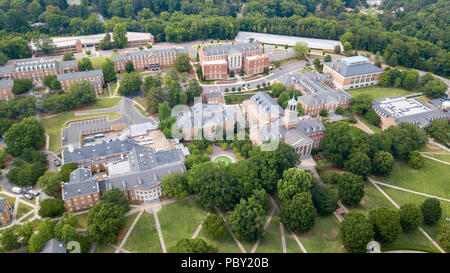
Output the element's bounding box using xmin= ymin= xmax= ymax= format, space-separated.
xmin=0 ymin=78 xmax=14 ymax=101
xmin=62 ymin=168 xmax=101 ymax=212
xmin=57 ymin=69 xmax=105 ymax=94
xmin=113 ymin=47 xmax=188 ymax=73
xmin=0 ymin=198 xmax=13 ymax=226
xmin=0 ymin=59 xmax=78 ymax=83
xmin=199 ymin=42 xmax=269 ymax=80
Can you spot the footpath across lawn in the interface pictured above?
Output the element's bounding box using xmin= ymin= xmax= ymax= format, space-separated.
xmin=376 ymin=158 xmax=450 ymax=198
xmin=123 ymin=212 xmax=162 ymax=253
xmin=157 ymin=199 xmax=208 ymax=251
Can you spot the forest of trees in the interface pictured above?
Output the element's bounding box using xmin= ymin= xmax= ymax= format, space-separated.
xmin=0 ymin=0 xmax=448 ymax=76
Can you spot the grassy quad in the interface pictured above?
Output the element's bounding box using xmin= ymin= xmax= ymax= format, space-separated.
xmin=123 ymin=212 xmax=162 ymax=253
xmin=255 ymin=215 xmax=284 ymax=253
xmin=296 ymin=214 xmax=345 ymax=253
xmin=346 ymin=86 xmax=417 ymax=100
xmin=91 ymin=98 xmax=122 ymax=109
xmin=16 ymin=202 xmax=34 ymax=219
xmin=197 ymin=227 xmax=242 ymax=253
xmin=347 ymin=182 xmax=396 ymax=217
xmin=375 ymin=158 xmax=450 ymax=198
xmin=422 ymin=153 xmax=450 ymax=163
xmin=157 ymin=200 xmax=208 ymax=251
xmin=379 ymin=185 xmax=449 ymax=251
xmin=40 ymin=111 xmax=122 ymax=152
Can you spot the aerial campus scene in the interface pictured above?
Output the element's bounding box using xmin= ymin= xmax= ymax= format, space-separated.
xmin=0 ymin=0 xmax=448 ymax=265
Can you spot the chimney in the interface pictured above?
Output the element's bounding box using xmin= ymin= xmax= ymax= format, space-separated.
xmin=332 ymin=63 xmax=335 ymax=69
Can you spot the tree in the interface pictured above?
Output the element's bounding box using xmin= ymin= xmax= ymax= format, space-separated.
xmin=0 ymin=37 xmax=31 ymax=59
xmin=324 ymin=54 xmax=332 ymax=62
xmin=62 ymin=52 xmax=74 ymax=61
xmin=161 ymin=173 xmax=189 ymax=200
xmin=203 ymin=213 xmax=227 ymax=240
xmin=428 ymin=120 xmax=449 ymax=144
xmin=78 ymin=57 xmax=93 ymax=71
xmin=280 ymin=192 xmax=316 ymax=233
xmin=28 ymin=219 xmax=54 ymax=253
xmin=118 ymin=72 xmax=142 ymax=95
xmin=157 ymin=101 xmax=171 ymax=120
xmin=174 ymin=53 xmax=191 ymax=73
xmin=350 ymin=94 xmax=373 ymax=114
xmin=313 ymin=58 xmax=321 ymax=67
xmin=344 ymin=151 xmax=371 ymax=180
xmin=372 ymin=151 xmax=394 ymax=176
xmin=87 ymin=201 xmax=125 ymax=244
xmin=420 ymin=198 xmax=442 ymax=225
xmin=364 ymin=110 xmax=380 ymax=126
xmin=384 ymin=123 xmax=428 ymax=160
xmin=12 ymin=79 xmax=33 ymax=95
xmin=402 ymin=70 xmax=419 ymax=90
xmin=277 ymin=168 xmax=312 ymax=201
xmin=311 ymin=184 xmax=338 ymax=215
xmin=17 ymin=222 xmax=34 ymax=246
xmin=421 ymin=79 xmax=447 ymax=99
xmin=399 ymin=204 xmax=423 ymax=232
xmin=32 ymin=37 xmax=56 ymax=55
xmin=101 ymin=58 xmax=117 ymax=82
xmin=343 ymin=41 xmax=352 ymax=52
xmin=228 ymin=195 xmax=265 ymax=242
xmin=0 ymin=228 xmax=19 ymax=251
xmin=113 ymin=23 xmax=127 ymax=49
xmin=59 ymin=163 xmax=78 ymax=182
xmin=37 ymin=171 xmax=62 ymax=196
xmin=101 ymin=188 xmax=130 ymax=213
xmin=186 ymin=79 xmax=203 ymax=105
xmin=334 ymin=45 xmax=341 ymax=54
xmin=408 ymin=150 xmax=424 ymax=169
xmin=337 ymin=172 xmax=365 ymax=205
xmin=340 ymin=212 xmax=374 ymax=253
xmin=184 ymin=153 xmax=210 ymax=170
xmin=171 ymin=238 xmax=218 ymax=253
xmin=99 ymin=33 xmax=113 ymax=50
xmin=4 ymin=116 xmax=45 ymax=156
xmin=39 ymin=199 xmax=65 ymax=218
xmin=369 ymin=207 xmax=402 ymax=243
xmin=125 ymin=60 xmax=134 ymax=73
xmin=293 ymin=41 xmax=309 ymax=59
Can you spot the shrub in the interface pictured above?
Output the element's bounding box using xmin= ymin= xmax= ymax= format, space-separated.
xmin=369 ymin=207 xmax=402 ymax=243
xmin=203 ymin=214 xmax=227 ymax=239
xmin=408 ymin=150 xmax=424 ymax=169
xmin=321 ymin=171 xmax=340 ymax=184
xmin=340 ymin=212 xmax=373 ymax=253
xmin=311 ymin=184 xmax=338 ymax=215
xmin=399 ymin=204 xmax=423 ymax=232
xmin=39 ymin=199 xmax=65 ymax=218
xmin=420 ymin=198 xmax=442 ymax=225
xmin=364 ymin=110 xmax=381 ymax=126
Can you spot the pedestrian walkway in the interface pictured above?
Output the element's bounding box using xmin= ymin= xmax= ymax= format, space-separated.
xmin=250 ymin=208 xmax=276 ymax=253
xmin=115 ymin=210 xmax=144 ymax=253
xmin=216 ymin=208 xmax=247 ymax=253
xmin=153 ymin=210 xmax=167 ymax=253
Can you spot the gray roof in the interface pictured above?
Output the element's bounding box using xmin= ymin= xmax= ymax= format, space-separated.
xmin=57 ymin=69 xmax=103 ymax=81
xmin=298 ymin=91 xmax=352 ymax=107
xmin=203 ymin=43 xmax=261 ymax=57
xmin=62 ymin=168 xmax=99 ymax=200
xmin=176 ymin=103 xmax=237 ymax=130
xmin=40 ymin=239 xmax=67 ymax=253
xmin=0 ymin=59 xmax=77 ymax=74
xmin=396 ymin=109 xmax=448 ymax=128
xmin=205 ymin=91 xmax=223 ymax=99
xmin=62 ymin=139 xmax=136 ymax=164
xmin=251 ymin=92 xmax=284 ymax=115
xmin=427 ymin=98 xmax=450 ymax=108
xmin=114 ymin=47 xmax=188 ymax=62
xmin=0 ymin=198 xmax=8 ymax=212
xmin=324 ymin=57 xmax=382 ymax=77
xmin=0 ymin=78 xmax=13 ymax=88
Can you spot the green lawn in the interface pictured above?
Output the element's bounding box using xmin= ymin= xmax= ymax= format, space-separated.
xmin=91 ymin=98 xmax=122 ymax=109
xmin=16 ymin=202 xmax=33 ymax=219
xmin=94 ymin=243 xmax=116 ymax=253
xmin=123 ymin=211 xmax=162 ymax=253
xmin=197 ymin=227 xmax=242 ymax=253
xmin=285 ymin=233 xmax=303 ymax=253
xmin=347 ymin=182 xmax=396 ymax=217
xmin=41 ymin=111 xmax=122 ymax=152
xmin=158 ymin=200 xmax=208 ymax=251
xmin=376 ymin=158 xmax=450 ymax=198
xmin=379 ymin=185 xmax=449 ymax=251
xmin=296 ymin=214 xmax=345 ymax=253
xmin=357 ymin=114 xmax=381 ymax=133
xmin=346 ymin=86 xmax=417 ymax=100
xmin=255 ymin=216 xmax=283 ymax=253
xmin=423 ymin=153 xmax=450 ymax=163
xmin=213 ymin=156 xmax=232 ymax=165
xmin=74 ymin=213 xmax=89 ymax=228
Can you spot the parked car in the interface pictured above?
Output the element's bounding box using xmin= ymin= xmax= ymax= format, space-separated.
xmin=12 ymin=187 xmax=22 ymax=194
xmin=23 ymin=193 xmax=34 ymax=200
xmin=29 ymin=190 xmax=40 ymax=196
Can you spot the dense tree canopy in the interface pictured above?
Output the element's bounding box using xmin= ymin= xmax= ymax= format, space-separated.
xmin=369 ymin=207 xmax=402 ymax=243
xmin=277 ymin=168 xmax=312 ymax=201
xmin=280 ymin=192 xmax=316 ymax=233
xmin=4 ymin=116 xmax=45 ymax=156
xmin=340 ymin=212 xmax=374 ymax=253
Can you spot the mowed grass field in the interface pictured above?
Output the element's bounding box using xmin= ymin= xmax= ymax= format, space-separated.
xmin=376 ymin=158 xmax=450 ymax=198
xmin=124 ymin=212 xmax=162 ymax=253
xmin=41 ymin=111 xmax=122 ymax=152
xmin=347 ymin=86 xmax=417 ymax=100
xmin=91 ymin=97 xmax=122 ymax=109
xmin=158 ymin=200 xmax=208 ymax=251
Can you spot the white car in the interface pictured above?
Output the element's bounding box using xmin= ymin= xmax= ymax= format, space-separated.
xmin=12 ymin=187 xmax=22 ymax=194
